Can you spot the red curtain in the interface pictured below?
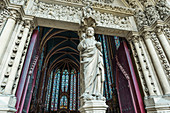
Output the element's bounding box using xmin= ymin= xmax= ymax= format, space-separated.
xmin=116 ymin=40 xmax=145 ymax=113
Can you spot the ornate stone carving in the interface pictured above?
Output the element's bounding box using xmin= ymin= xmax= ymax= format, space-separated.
xmin=134 ymin=9 xmax=148 ymax=29
xmin=27 ymin=2 xmax=82 ymax=23
xmin=0 ymin=22 xmax=23 ymax=94
xmin=27 ymin=1 xmax=133 ymax=31
xmin=90 ymin=2 xmax=134 ymax=15
xmin=156 ymin=0 xmax=170 ymax=20
xmin=10 ymin=0 xmax=26 ymax=5
xmin=144 ymin=3 xmax=160 ymax=25
xmin=163 ymin=25 xmax=170 ymax=41
xmin=150 ymin=32 xmax=170 ymax=79
xmin=78 ymin=27 xmax=105 ymax=101
xmin=81 ymin=6 xmax=98 ymax=28
xmin=128 ymin=38 xmax=149 ymax=96
xmin=0 ymin=19 xmax=33 ymax=94
xmin=124 ymin=0 xmax=139 ymax=9
xmin=12 ymin=27 xmax=33 ymax=95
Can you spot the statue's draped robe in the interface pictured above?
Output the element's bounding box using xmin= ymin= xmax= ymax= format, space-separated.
xmin=78 ymin=38 xmax=105 ymax=96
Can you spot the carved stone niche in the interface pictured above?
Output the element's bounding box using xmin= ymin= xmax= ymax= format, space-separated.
xmin=81 ymin=6 xmax=97 ymax=30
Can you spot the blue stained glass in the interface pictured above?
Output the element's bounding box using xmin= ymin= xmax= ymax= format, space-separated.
xmin=69 ymin=70 xmax=74 ymax=110
xmin=102 ymin=35 xmax=113 ymax=99
xmin=45 ymin=68 xmax=80 ymax=111
xmin=51 ymin=72 xmax=58 ymax=110
xmin=45 ymin=71 xmax=53 ymax=110
xmin=60 ymin=96 xmax=67 ymax=109
xmin=60 ymin=96 xmax=64 ymax=108
xmin=105 ymin=81 xmax=109 ymax=99
xmin=78 ymin=72 xmax=80 ymax=108
xmin=73 ymin=73 xmax=76 ymax=110
xmin=54 ymin=69 xmax=61 ymax=110
xmin=65 ymin=74 xmax=69 ymax=92
xmin=61 ymin=72 xmax=65 ymax=92
xmin=64 ymin=96 xmax=68 ymax=108
xmin=114 ymin=36 xmax=120 ymax=50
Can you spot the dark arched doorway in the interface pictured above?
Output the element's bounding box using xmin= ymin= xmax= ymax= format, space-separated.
xmin=17 ymin=27 xmax=144 ymax=113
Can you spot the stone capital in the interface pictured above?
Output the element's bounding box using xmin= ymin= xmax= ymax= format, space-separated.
xmin=132 ymin=35 xmax=140 ymax=43
xmin=155 ymin=26 xmax=164 ymax=35
xmin=143 ymin=31 xmax=151 ymax=40
xmin=8 ymin=9 xmax=20 ymax=20
xmin=24 ymin=20 xmax=31 ymax=29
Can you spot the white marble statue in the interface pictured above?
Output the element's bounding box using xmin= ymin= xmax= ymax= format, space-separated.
xmin=78 ymin=27 xmax=105 ymax=100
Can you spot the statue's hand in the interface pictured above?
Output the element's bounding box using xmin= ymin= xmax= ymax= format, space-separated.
xmin=95 ymin=42 xmax=101 ymax=47
xmin=95 ymin=42 xmax=102 ymax=51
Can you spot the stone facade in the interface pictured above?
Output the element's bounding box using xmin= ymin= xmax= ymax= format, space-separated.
xmin=0 ymin=0 xmax=169 ymax=113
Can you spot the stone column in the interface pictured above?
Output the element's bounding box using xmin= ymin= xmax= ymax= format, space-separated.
xmin=143 ymin=31 xmax=170 ymax=95
xmin=156 ymin=26 xmax=170 ymax=61
xmin=128 ymin=38 xmax=148 ymax=97
xmin=0 ymin=10 xmax=18 ymax=64
xmin=131 ymin=35 xmax=156 ymax=96
xmin=138 ymin=38 xmax=162 ymax=95
xmin=4 ymin=20 xmax=31 ymax=94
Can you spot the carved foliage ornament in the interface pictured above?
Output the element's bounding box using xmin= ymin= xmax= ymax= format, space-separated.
xmin=155 ymin=0 xmax=170 ymax=20
xmin=134 ymin=9 xmax=148 ymax=29
xmin=144 ymin=3 xmax=160 ymax=25
xmin=27 ymin=2 xmax=132 ymax=30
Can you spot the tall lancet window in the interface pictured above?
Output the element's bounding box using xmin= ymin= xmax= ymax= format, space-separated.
xmin=98 ymin=35 xmax=114 ymax=100
xmin=69 ymin=69 xmax=77 ymax=111
xmin=45 ymin=68 xmax=79 ymax=112
xmin=45 ymin=71 xmax=53 ymax=110
xmin=54 ymin=69 xmax=61 ymax=110
xmin=51 ymin=69 xmax=61 ymax=110
xmin=61 ymin=69 xmax=69 ymax=92
xmin=60 ymin=96 xmax=68 ymax=109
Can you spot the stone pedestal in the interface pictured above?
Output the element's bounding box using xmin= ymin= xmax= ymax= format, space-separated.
xmin=145 ymin=95 xmax=170 ymax=113
xmin=79 ymin=100 xmax=108 ymax=113
xmin=0 ymin=95 xmax=16 ymax=113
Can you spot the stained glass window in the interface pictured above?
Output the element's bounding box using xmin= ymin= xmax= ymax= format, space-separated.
xmin=45 ymin=71 xmax=53 ymax=110
xmin=51 ymin=72 xmax=58 ymax=110
xmin=69 ymin=69 xmax=78 ymax=110
xmin=114 ymin=36 xmax=120 ymax=50
xmin=69 ymin=70 xmax=74 ymax=110
xmin=102 ymin=35 xmax=112 ymax=99
xmin=43 ymin=34 xmax=119 ymax=112
xmin=54 ymin=69 xmax=60 ymax=110
xmin=73 ymin=72 xmax=76 ymax=110
xmin=78 ymin=72 xmax=80 ymax=108
xmin=60 ymin=96 xmax=67 ymax=109
xmin=61 ymin=71 xmax=66 ymax=92
xmin=34 ymin=49 xmax=44 ymax=98
xmin=98 ymin=35 xmax=115 ymax=99
xmin=65 ymin=71 xmax=69 ymax=92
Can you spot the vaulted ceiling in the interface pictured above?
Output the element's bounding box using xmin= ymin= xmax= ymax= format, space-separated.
xmin=38 ymin=27 xmax=80 ymax=74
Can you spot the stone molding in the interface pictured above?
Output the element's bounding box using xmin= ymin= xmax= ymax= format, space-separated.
xmin=0 ymin=19 xmax=33 ymax=94
xmin=7 ymin=0 xmax=137 ymax=33
xmin=25 ymin=1 xmax=134 ymax=31
xmin=127 ymin=33 xmax=160 ymax=96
